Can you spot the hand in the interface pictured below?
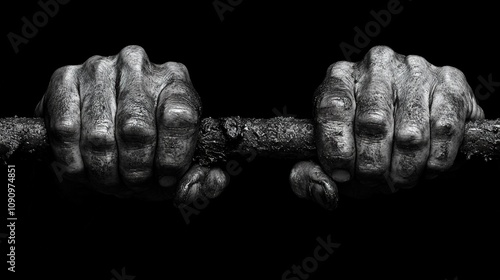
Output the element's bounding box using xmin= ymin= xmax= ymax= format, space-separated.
xmin=290 ymin=46 xmax=484 ymax=209
xmin=35 ymin=45 xmax=229 ymax=202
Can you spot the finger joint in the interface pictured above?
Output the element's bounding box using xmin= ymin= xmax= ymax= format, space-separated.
xmin=356 ymin=111 xmax=391 ymax=139
xmin=395 ymin=126 xmax=428 ymax=151
xmin=118 ymin=118 xmax=156 ymax=145
xmin=51 ymin=118 xmax=80 ymax=142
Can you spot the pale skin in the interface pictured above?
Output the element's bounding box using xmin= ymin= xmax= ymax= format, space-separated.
xmin=35 ymin=45 xmax=484 ymax=207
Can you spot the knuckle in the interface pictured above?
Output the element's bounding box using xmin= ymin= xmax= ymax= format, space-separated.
xmin=355 ymin=111 xmax=391 ymax=139
xmin=82 ymin=55 xmax=114 ymax=76
xmin=405 ymin=55 xmax=428 ymax=68
xmin=118 ymin=118 xmax=156 ymax=144
xmin=159 ymin=79 xmax=201 ymax=112
xmin=51 ymin=118 xmax=80 ymax=142
xmin=395 ymin=126 xmax=428 ymax=150
xmin=50 ymin=65 xmax=80 ymax=87
xmin=438 ymin=66 xmax=467 ymax=86
xmin=432 ymin=119 xmax=458 ymax=138
xmin=167 ymin=80 xmax=192 ymax=95
xmin=160 ymin=102 xmax=198 ymax=128
xmin=165 ymin=61 xmax=190 ymax=81
xmin=439 ymin=66 xmax=465 ymax=79
xmin=316 ymin=94 xmax=354 ymax=116
xmin=405 ymin=55 xmax=430 ymax=76
xmin=117 ymin=45 xmax=150 ymax=71
xmin=327 ymin=61 xmax=355 ymax=78
xmin=364 ymin=45 xmax=396 ymax=64
xmin=434 ymin=85 xmax=468 ymax=114
xmin=315 ymin=62 xmax=355 ymax=118
xmin=85 ymin=128 xmax=115 ymax=150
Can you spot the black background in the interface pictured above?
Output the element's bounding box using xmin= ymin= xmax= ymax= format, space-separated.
xmin=2 ymin=0 xmax=500 ymax=279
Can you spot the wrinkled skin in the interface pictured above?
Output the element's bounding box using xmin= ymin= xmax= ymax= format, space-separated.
xmin=290 ymin=46 xmax=484 ymax=208
xmin=35 ymin=45 xmax=229 ymax=202
xmin=36 ymin=45 xmax=484 ymax=207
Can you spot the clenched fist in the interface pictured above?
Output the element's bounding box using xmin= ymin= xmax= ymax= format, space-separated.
xmin=35 ymin=45 xmax=228 ymax=202
xmin=290 ymin=46 xmax=484 ymax=208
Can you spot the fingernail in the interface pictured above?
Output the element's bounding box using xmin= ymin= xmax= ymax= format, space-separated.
xmin=185 ymin=183 xmax=201 ymax=204
xmin=204 ymin=169 xmax=229 ymax=199
xmin=331 ymin=169 xmax=350 ymax=182
xmin=159 ymin=176 xmax=177 ymax=187
xmin=175 ymin=180 xmax=201 ymax=207
xmin=310 ymin=184 xmax=327 ymax=208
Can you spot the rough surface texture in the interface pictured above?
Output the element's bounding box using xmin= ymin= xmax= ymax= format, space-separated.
xmin=461 ymin=119 xmax=500 ymax=161
xmin=1 ymin=117 xmax=499 ymax=165
xmin=0 ymin=117 xmax=50 ymax=164
xmin=195 ymin=117 xmax=317 ymax=165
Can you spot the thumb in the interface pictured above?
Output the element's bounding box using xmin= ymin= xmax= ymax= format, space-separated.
xmin=289 ymin=161 xmax=339 ymax=210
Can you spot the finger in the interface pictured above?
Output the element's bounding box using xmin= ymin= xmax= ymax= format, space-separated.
xmin=354 ymin=46 xmax=398 ymax=186
xmin=426 ymin=66 xmax=473 ymax=177
xmin=469 ymin=99 xmax=485 ymax=120
xmin=468 ymin=86 xmax=485 ymax=120
xmin=174 ymin=164 xmax=208 ymax=206
xmin=79 ymin=55 xmax=121 ymax=194
xmin=155 ymin=62 xmax=201 ymax=189
xmin=314 ymin=61 xmax=356 ymax=182
xmin=389 ymin=55 xmax=434 ymax=189
xmin=42 ymin=65 xmax=85 ymax=183
xmin=115 ymin=46 xmax=157 ymax=190
xmin=174 ymin=165 xmax=229 ymax=206
xmin=203 ymin=167 xmax=230 ymax=199
xmin=289 ymin=161 xmax=339 ymax=210
xmin=34 ymin=94 xmax=45 ymax=117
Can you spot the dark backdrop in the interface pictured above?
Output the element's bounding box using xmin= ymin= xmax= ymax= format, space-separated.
xmin=3 ymin=0 xmax=499 ymax=279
